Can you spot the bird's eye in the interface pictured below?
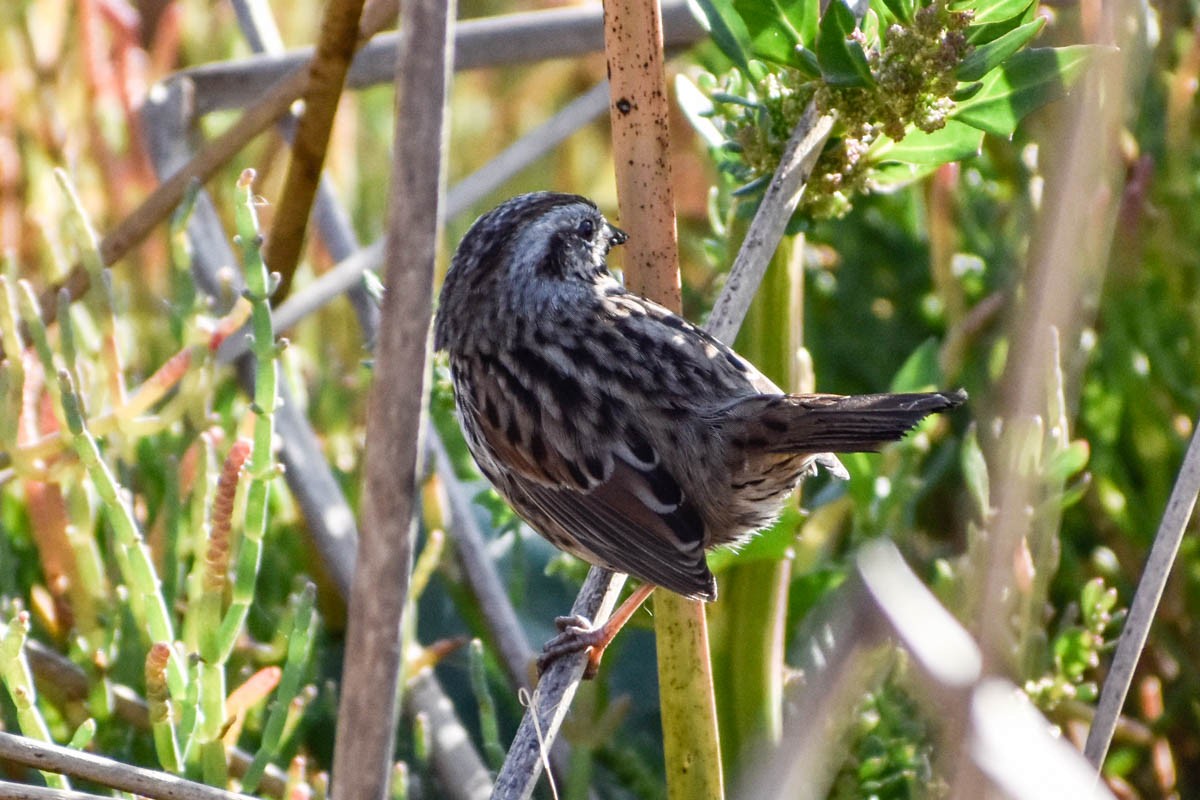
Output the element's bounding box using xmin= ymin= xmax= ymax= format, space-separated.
xmin=576 ymin=218 xmax=595 ymax=239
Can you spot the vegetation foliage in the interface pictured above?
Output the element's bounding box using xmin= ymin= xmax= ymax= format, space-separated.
xmin=0 ymin=0 xmax=1196 ymax=797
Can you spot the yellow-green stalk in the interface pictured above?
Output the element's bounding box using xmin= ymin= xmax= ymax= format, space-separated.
xmin=215 ymin=170 xmax=281 ymax=661
xmin=240 ymin=583 xmax=318 ymax=794
xmin=57 ymin=369 xmax=186 ymax=697
xmin=1 ymin=611 xmax=71 ymax=789
xmin=468 ymin=639 xmax=505 ymax=770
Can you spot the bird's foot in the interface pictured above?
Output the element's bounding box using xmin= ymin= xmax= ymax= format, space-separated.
xmin=535 ymin=584 xmax=659 ymax=680
xmin=537 ymin=614 xmax=609 ymax=679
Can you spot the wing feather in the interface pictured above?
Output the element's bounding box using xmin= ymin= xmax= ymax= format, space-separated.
xmin=517 ymin=466 xmax=717 ymax=600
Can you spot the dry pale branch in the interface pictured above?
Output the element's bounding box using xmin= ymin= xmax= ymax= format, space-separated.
xmin=328 ymin=0 xmax=454 ymax=796
xmin=704 ymin=104 xmax=833 ymax=344
xmin=179 ymin=1 xmax=705 ymax=115
xmin=0 ymin=732 xmax=254 ymax=800
xmin=261 ymin=0 xmax=368 ymax=300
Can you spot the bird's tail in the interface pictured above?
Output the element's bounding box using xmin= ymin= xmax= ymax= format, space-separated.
xmin=726 ymin=389 xmax=967 ymax=454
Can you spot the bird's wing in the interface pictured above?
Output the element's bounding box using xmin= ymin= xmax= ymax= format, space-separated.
xmin=462 ymin=351 xmax=717 ymax=598
xmin=514 ymin=461 xmax=717 ymax=600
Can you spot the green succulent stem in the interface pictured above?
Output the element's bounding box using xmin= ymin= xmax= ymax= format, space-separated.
xmin=215 ymin=170 xmax=280 ymax=664
xmin=241 ymin=584 xmax=317 ymax=793
xmin=56 ymin=369 xmax=186 ymax=698
xmin=1 ymin=612 xmax=71 ymax=789
xmin=467 ymin=639 xmax=505 ymax=771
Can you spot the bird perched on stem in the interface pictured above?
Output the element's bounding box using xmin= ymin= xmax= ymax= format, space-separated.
xmin=435 ymin=192 xmax=965 ymax=673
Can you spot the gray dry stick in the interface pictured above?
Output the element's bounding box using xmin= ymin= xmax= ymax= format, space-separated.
xmin=704 ymin=103 xmax=833 ymax=344
xmin=0 ymin=732 xmax=253 ymax=800
xmin=1085 ymin=420 xmax=1200 ymax=767
xmin=179 ymin=0 xmax=705 ymax=114
xmin=328 ymin=0 xmax=454 ymax=796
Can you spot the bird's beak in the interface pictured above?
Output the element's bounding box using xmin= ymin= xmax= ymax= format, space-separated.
xmin=607 ymin=224 xmax=628 ymax=246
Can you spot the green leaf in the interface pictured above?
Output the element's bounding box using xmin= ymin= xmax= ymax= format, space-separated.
xmin=957 ymin=18 xmax=1045 ymax=82
xmin=867 ymin=160 xmax=942 ymax=189
xmin=1046 ymin=439 xmax=1090 ymax=481
xmin=733 ymin=0 xmax=804 ymax=66
xmin=797 ymin=0 xmax=821 ymax=44
xmin=794 ymin=44 xmax=822 ymax=78
xmin=870 ymin=121 xmax=984 ymax=166
xmin=952 ymin=45 xmax=1109 ymax=138
xmin=965 ymin=0 xmax=1038 ymax=45
xmin=953 ymin=81 xmax=984 ymax=101
xmin=878 ymin=0 xmax=915 ymax=25
xmin=691 ymin=0 xmax=755 ymax=76
xmin=961 ymin=427 xmax=991 ymax=519
xmin=889 ymin=338 xmax=942 ymax=392
xmin=816 ymin=0 xmax=875 ymax=87
xmin=955 ymin=0 xmax=1035 ymax=28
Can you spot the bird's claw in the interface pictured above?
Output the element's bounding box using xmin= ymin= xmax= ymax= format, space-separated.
xmin=537 ymin=614 xmax=606 ymax=679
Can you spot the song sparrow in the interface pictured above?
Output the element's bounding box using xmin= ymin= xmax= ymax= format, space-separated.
xmin=435 ymin=192 xmax=965 ymax=602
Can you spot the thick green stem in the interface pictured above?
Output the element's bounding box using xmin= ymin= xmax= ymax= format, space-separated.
xmin=653 ymin=590 xmax=723 ymax=800
xmin=709 ymin=235 xmax=802 ymax=776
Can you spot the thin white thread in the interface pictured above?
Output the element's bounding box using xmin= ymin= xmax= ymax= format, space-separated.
xmin=518 ymin=686 xmax=559 ymax=800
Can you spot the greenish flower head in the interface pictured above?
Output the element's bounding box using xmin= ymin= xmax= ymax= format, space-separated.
xmin=690 ymin=0 xmax=1105 ymax=220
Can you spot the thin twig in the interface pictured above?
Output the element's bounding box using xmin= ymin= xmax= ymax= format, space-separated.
xmin=179 ymin=0 xmax=706 ymax=115
xmin=0 ymin=732 xmax=253 ymax=800
xmin=261 ymin=0 xmax=367 ymax=300
xmin=98 ymin=66 xmax=307 ymax=269
xmin=328 ymin=0 xmax=454 ymax=795
xmin=230 ymin=0 xmax=379 ymax=336
xmin=0 ymin=783 xmax=111 ymax=800
xmin=704 ymin=103 xmax=834 ymax=344
xmin=492 ymin=569 xmax=627 ymax=800
xmin=1084 ymin=421 xmax=1200 ymax=767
